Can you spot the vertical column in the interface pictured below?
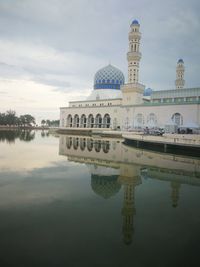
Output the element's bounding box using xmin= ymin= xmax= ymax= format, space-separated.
xmin=127 ymin=20 xmax=142 ymax=84
xmin=175 ymin=59 xmax=185 ymax=89
xmin=122 ymin=183 xmax=135 ymax=245
xmin=171 ymin=181 xmax=181 ymax=208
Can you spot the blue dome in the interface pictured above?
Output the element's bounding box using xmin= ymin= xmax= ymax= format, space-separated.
xmin=94 ymin=64 xmax=125 ymax=90
xmin=143 ymin=87 xmax=153 ymax=96
xmin=131 ymin=19 xmax=139 ymax=25
xmin=178 ymin=59 xmax=184 ymax=63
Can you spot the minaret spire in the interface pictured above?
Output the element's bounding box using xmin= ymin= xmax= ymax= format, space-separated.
xmin=127 ymin=19 xmax=141 ymax=84
xmin=121 ymin=19 xmax=145 ymax=114
xmin=175 ymin=59 xmax=185 ymax=89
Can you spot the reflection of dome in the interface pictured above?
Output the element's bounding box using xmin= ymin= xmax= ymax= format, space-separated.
xmin=91 ymin=174 xmax=121 ymax=199
xmin=94 ymin=64 xmax=125 ymax=90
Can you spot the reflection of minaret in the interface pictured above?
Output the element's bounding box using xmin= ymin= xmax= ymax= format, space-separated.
xmin=171 ymin=181 xmax=181 ymax=208
xmin=118 ymin=165 xmax=142 ymax=245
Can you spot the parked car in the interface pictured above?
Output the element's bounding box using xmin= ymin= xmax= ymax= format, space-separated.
xmin=144 ymin=127 xmax=164 ymax=136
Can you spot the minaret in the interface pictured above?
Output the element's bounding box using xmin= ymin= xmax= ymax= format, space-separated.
xmin=127 ymin=19 xmax=141 ymax=84
xmin=175 ymin=59 xmax=185 ymax=89
xmin=121 ymin=20 xmax=145 ymax=108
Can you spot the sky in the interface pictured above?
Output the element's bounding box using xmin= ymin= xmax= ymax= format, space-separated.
xmin=0 ymin=0 xmax=199 ymax=123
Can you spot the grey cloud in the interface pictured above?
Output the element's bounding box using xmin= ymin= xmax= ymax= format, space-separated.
xmin=0 ymin=0 xmax=199 ymax=91
xmin=34 ymin=76 xmax=71 ymax=90
xmin=0 ymin=60 xmax=73 ymax=91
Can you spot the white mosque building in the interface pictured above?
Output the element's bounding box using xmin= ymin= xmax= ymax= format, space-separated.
xmin=60 ymin=20 xmax=200 ymax=131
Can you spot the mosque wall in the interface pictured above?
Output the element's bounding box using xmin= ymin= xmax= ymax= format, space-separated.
xmin=60 ymin=105 xmax=122 ymax=129
xmin=121 ymin=103 xmax=200 ymax=129
xmin=68 ymin=98 xmax=122 ymax=108
xmin=60 ymin=102 xmax=199 ymax=130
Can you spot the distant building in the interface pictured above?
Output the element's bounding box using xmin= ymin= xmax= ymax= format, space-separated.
xmin=60 ymin=20 xmax=200 ymax=131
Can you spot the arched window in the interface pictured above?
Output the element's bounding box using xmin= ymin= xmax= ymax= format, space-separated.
xmin=134 ymin=44 xmax=136 ymax=51
xmin=73 ymin=114 xmax=79 ymax=128
xmin=172 ymin=113 xmax=183 ymax=126
xmin=95 ymin=114 xmax=102 ymax=128
xmin=88 ymin=114 xmax=94 ymax=128
xmin=147 ymin=113 xmax=157 ymax=127
xmin=80 ymin=114 xmax=87 ymax=128
xmin=103 ymin=114 xmax=111 ymax=128
xmin=134 ymin=113 xmax=144 ymax=128
xmin=67 ymin=114 xmax=73 ymax=127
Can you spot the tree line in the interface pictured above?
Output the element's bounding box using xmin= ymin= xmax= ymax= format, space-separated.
xmin=41 ymin=119 xmax=59 ymax=127
xmin=0 ymin=110 xmax=60 ymax=127
xmin=0 ymin=110 xmax=35 ymax=126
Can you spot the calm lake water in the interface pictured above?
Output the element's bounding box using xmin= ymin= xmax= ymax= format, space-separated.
xmin=0 ymin=130 xmax=200 ymax=267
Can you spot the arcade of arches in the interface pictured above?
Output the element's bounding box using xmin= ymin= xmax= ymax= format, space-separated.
xmin=65 ymin=113 xmax=111 ymax=128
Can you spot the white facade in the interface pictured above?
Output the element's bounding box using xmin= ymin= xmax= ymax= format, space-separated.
xmin=60 ymin=20 xmax=200 ymax=131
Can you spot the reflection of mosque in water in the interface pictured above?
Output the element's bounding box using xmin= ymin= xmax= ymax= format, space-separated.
xmin=59 ymin=135 xmax=200 ymax=245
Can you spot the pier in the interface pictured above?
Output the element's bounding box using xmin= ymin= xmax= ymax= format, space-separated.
xmin=123 ymin=133 xmax=200 ymax=154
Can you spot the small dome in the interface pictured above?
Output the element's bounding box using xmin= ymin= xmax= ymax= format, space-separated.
xmin=131 ymin=19 xmax=139 ymax=25
xmin=143 ymin=87 xmax=153 ymax=96
xmin=91 ymin=174 xmax=121 ymax=199
xmin=178 ymin=59 xmax=184 ymax=63
xmin=94 ymin=64 xmax=125 ymax=90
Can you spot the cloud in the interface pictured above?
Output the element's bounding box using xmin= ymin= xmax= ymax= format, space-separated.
xmin=0 ymin=0 xmax=199 ymax=119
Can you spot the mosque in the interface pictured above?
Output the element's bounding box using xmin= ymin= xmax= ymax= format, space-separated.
xmin=60 ymin=20 xmax=200 ymax=131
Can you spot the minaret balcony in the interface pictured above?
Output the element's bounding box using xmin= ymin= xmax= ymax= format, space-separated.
xmin=121 ymin=83 xmax=145 ymax=93
xmin=129 ymin=32 xmax=141 ymax=40
xmin=127 ymin=52 xmax=141 ymax=61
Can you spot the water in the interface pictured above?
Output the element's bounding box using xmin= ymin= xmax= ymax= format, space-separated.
xmin=0 ymin=130 xmax=200 ymax=267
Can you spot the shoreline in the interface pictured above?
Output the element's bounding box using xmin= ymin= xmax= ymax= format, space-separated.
xmin=0 ymin=126 xmax=49 ymax=130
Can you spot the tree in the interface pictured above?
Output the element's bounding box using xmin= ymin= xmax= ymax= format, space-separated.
xmin=41 ymin=119 xmax=46 ymax=126
xmin=0 ymin=110 xmax=35 ymax=127
xmin=0 ymin=113 xmax=6 ymax=125
xmin=24 ymin=114 xmax=35 ymax=126
xmin=46 ymin=120 xmax=51 ymax=126
xmin=5 ymin=110 xmax=17 ymax=126
xmin=19 ymin=114 xmax=35 ymax=127
xmin=19 ymin=115 xmax=26 ymax=127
